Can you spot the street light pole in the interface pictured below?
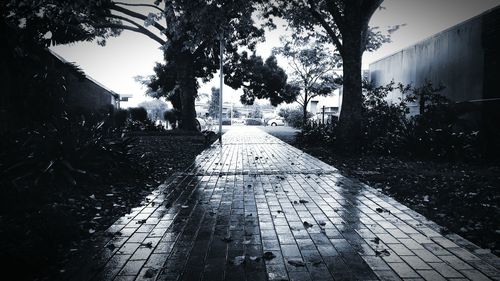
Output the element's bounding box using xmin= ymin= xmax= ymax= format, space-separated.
xmin=219 ymin=38 xmax=224 ymax=144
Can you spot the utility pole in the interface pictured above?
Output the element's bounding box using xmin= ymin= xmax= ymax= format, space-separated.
xmin=219 ymin=38 xmax=224 ymax=143
xmin=322 ymin=106 xmax=325 ymax=124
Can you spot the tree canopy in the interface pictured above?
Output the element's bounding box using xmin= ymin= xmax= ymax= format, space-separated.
xmin=225 ymin=53 xmax=300 ymax=106
xmin=274 ymin=37 xmax=342 ymax=125
xmin=264 ymin=0 xmax=391 ymax=145
xmin=4 ymin=0 xmax=285 ymax=130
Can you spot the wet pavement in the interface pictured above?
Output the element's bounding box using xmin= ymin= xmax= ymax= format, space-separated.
xmin=64 ymin=127 xmax=500 ymax=281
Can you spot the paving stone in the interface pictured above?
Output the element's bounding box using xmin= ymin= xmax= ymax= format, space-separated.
xmin=62 ymin=127 xmax=500 ymax=281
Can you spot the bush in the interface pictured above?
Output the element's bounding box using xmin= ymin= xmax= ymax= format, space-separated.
xmin=164 ymin=109 xmax=180 ymax=129
xmin=114 ymin=109 xmax=129 ymax=128
xmin=0 ymin=117 xmax=136 ymax=207
xmin=278 ymin=107 xmax=312 ymax=128
xmin=245 ymin=118 xmax=263 ymax=125
xmin=296 ymin=120 xmax=338 ymax=146
xmin=128 ymin=107 xmax=148 ymax=122
xmin=298 ymin=79 xmax=488 ymax=161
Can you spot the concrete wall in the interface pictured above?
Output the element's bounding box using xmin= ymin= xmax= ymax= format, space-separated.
xmin=369 ymin=8 xmax=496 ymax=104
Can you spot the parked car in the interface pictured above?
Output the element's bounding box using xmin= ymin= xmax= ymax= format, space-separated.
xmin=266 ymin=117 xmax=285 ymax=126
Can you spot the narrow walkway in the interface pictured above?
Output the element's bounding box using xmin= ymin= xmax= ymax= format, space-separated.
xmin=65 ymin=127 xmax=500 ymax=281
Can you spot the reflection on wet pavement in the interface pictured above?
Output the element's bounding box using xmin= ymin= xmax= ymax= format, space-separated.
xmin=63 ymin=127 xmax=500 ymax=281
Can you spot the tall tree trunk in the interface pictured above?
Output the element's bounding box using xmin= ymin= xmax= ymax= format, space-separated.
xmin=338 ymin=33 xmax=363 ymax=147
xmin=302 ymin=92 xmax=309 ymax=127
xmin=176 ymin=53 xmax=198 ymax=131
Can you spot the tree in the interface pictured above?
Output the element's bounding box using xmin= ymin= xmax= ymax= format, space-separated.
xmin=225 ymin=53 xmax=300 ymax=106
xmin=208 ymin=87 xmax=220 ymax=118
xmin=247 ymin=104 xmax=263 ymax=118
xmin=266 ymin=0 xmax=390 ymax=146
xmin=274 ymin=37 xmax=342 ymax=126
xmin=133 ymin=0 xmax=269 ymax=130
xmin=5 ymin=0 xmax=269 ymax=131
xmin=138 ymin=99 xmax=169 ymax=121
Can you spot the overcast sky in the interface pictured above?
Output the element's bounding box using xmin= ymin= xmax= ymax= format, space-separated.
xmin=51 ymin=0 xmax=500 ymax=107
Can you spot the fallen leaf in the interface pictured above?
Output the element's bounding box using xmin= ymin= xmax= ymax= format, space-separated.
xmin=375 ymin=249 xmax=391 ymax=257
xmin=262 ymin=251 xmax=276 ymax=260
xmin=143 ymin=268 xmax=157 ymax=278
xmin=303 ymin=221 xmax=313 ymax=229
xmin=288 ymin=259 xmax=305 ymax=267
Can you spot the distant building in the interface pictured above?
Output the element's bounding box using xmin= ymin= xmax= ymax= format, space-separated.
xmin=308 ymin=88 xmax=342 ymax=123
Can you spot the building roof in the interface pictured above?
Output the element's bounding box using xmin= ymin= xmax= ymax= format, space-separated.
xmin=48 ymin=49 xmax=120 ymax=99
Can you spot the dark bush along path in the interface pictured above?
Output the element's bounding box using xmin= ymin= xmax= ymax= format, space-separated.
xmin=268 ymin=131 xmax=500 ymax=257
xmin=0 ymin=132 xmax=210 ymax=281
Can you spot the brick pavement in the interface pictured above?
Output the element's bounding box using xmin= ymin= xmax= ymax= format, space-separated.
xmin=64 ymin=127 xmax=500 ymax=281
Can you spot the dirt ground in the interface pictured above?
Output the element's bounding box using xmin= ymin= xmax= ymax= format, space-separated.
xmin=0 ymin=132 xmax=210 ymax=281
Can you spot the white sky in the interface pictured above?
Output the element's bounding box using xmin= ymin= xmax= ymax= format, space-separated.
xmin=50 ymin=0 xmax=500 ymax=107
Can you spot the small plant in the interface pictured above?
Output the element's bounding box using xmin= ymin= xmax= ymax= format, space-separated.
xmin=164 ymin=109 xmax=180 ymax=129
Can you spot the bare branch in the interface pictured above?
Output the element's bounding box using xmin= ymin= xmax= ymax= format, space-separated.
xmin=110 ymin=4 xmax=171 ymax=39
xmin=307 ymin=0 xmax=343 ymax=54
xmin=106 ymin=14 xmax=166 ymax=45
xmin=113 ymin=1 xmax=165 ymax=14
xmin=96 ymin=22 xmax=165 ymax=45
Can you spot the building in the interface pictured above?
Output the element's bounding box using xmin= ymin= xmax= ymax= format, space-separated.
xmin=369 ymin=5 xmax=500 ymax=115
xmin=49 ymin=50 xmax=121 ymax=111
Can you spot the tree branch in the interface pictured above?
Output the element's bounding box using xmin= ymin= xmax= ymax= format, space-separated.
xmin=107 ymin=14 xmax=166 ymax=45
xmin=110 ymin=4 xmax=171 ymax=39
xmin=306 ymin=0 xmax=344 ymax=54
xmin=193 ymin=40 xmax=210 ymax=58
xmin=325 ymin=0 xmax=345 ymax=31
xmin=95 ymin=22 xmax=165 ymax=45
xmin=113 ymin=1 xmax=165 ymax=14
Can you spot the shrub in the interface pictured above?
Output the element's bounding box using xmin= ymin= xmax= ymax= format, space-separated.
xmin=114 ymin=109 xmax=129 ymax=128
xmin=297 ymin=79 xmax=487 ymax=161
xmin=279 ymin=107 xmax=312 ymax=128
xmin=164 ymin=109 xmax=180 ymax=129
xmin=245 ymin=118 xmax=263 ymax=125
xmin=128 ymin=107 xmax=148 ymax=122
xmin=296 ymin=120 xmax=338 ymax=146
xmin=0 ymin=117 xmax=136 ymax=205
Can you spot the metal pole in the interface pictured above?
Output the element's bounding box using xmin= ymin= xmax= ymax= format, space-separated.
xmin=219 ymin=38 xmax=224 ymax=143
xmin=322 ymin=106 xmax=325 ymax=124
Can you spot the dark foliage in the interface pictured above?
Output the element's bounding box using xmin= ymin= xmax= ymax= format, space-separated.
xmin=298 ymin=80 xmax=493 ymax=162
xmin=164 ymin=109 xmax=181 ymax=129
xmin=0 ymin=118 xmax=135 ymax=207
xmin=245 ymin=118 xmax=263 ymax=126
xmin=128 ymin=107 xmax=148 ymax=122
xmin=279 ymin=107 xmax=314 ymax=128
xmin=114 ymin=109 xmax=129 ymax=128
